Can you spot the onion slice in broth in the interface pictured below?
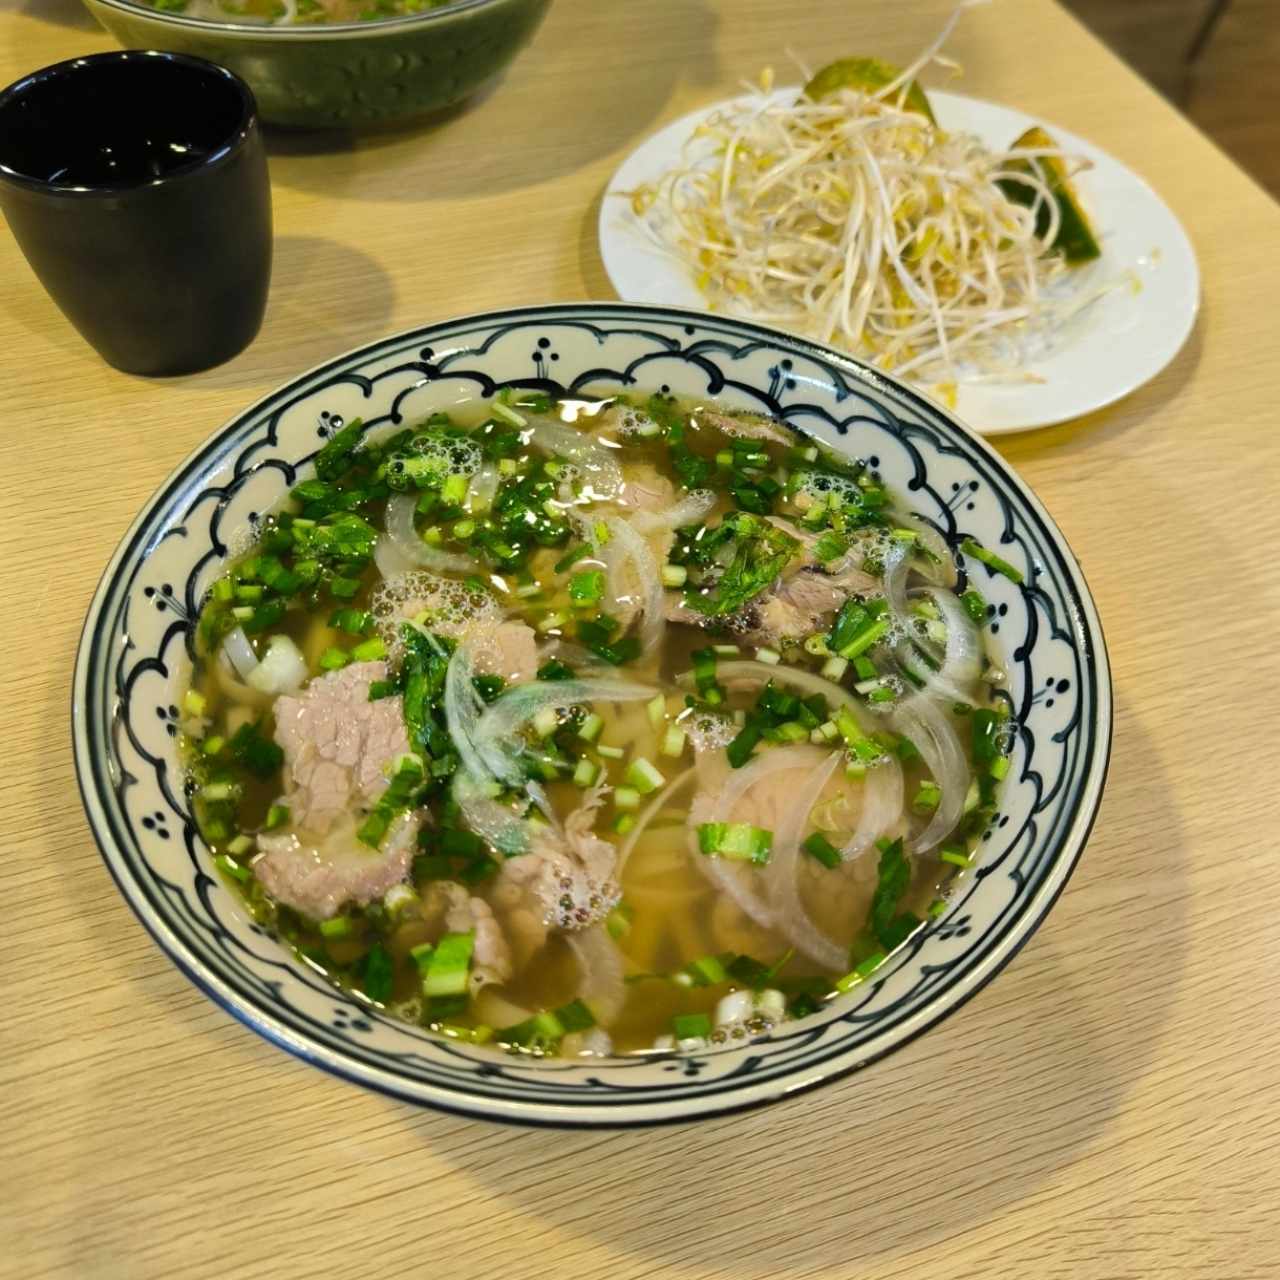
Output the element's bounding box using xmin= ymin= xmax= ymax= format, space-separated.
xmin=760 ymin=749 xmax=847 ymax=969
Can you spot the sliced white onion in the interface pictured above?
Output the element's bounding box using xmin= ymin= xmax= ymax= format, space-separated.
xmin=470 ymin=462 xmax=500 ymax=510
xmin=762 ymin=750 xmax=847 ymax=969
xmin=567 ymin=926 xmax=625 ymax=1026
xmin=911 ymin=584 xmax=982 ymax=704
xmin=899 ymin=512 xmax=958 ymax=587
xmin=222 ymin=626 xmax=259 ymax=681
xmin=451 ymin=770 xmax=530 ymax=857
xmin=689 ymin=744 xmax=827 ymax=932
xmin=601 ymin=517 xmax=665 ymax=658
xmin=385 ymin=493 xmax=473 ymax=574
xmin=630 ymin=489 xmax=717 ymax=533
xmin=523 ymin=417 xmax=623 ymax=497
xmin=444 ymin=639 xmax=490 ymax=786
xmin=840 ymin=753 xmax=904 ymax=863
xmin=246 ymin=634 xmax=308 ymax=695
xmin=891 ymin=693 xmax=969 ymax=852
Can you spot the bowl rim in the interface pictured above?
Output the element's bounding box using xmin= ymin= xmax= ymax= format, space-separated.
xmin=82 ymin=0 xmax=519 ymax=39
xmin=0 ymin=50 xmax=258 ymax=196
xmin=72 ymin=301 xmax=1113 ymax=1126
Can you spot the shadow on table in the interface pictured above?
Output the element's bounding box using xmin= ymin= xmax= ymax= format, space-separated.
xmin=152 ymin=234 xmax=397 ymax=394
xmin=400 ymin=704 xmax=1188 ymax=1275
xmin=18 ymin=0 xmax=101 ymax=31
xmin=0 ymin=234 xmax=396 ymax=389
xmin=265 ymin=0 xmax=720 ymax=203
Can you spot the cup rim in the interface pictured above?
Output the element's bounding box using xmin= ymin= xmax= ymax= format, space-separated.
xmin=84 ymin=0 xmax=504 ymax=38
xmin=0 ymin=49 xmax=258 ymax=197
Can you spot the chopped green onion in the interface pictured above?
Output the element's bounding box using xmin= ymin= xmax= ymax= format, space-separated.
xmin=606 ymin=903 xmax=633 ymax=940
xmin=214 ymin=854 xmax=251 ymax=883
xmin=961 ymin=538 xmax=1024 ymax=584
xmin=226 ymin=834 xmax=253 ymax=857
xmin=318 ymin=646 xmax=349 ymax=671
xmin=672 ymin=1012 xmax=712 ymax=1042
xmin=614 ymin=787 xmax=641 ymax=811
xmin=351 ymin=637 xmax=386 ymax=662
xmin=421 ymin=931 xmax=474 ymax=997
xmin=646 ymin=694 xmax=667 ymax=730
xmin=660 ymin=726 xmax=687 ymax=758
xmin=990 ymin=755 xmax=1011 ymax=781
xmin=597 ymin=743 xmax=624 ymax=760
xmin=532 ymin=706 xmax=560 ymax=738
xmin=696 ymin=821 xmax=773 ymax=864
xmin=536 ymin=610 xmax=567 ymax=633
xmin=613 ymin=814 xmax=636 ymax=835
xmin=961 ymin=589 xmax=987 ymax=623
xmin=756 ymin=647 xmax=781 ymax=665
xmin=661 ymin=564 xmax=688 ymax=588
xmin=490 ymin=400 xmax=527 ymax=428
xmin=320 ymin=916 xmax=354 ymax=939
xmin=578 ymin=712 xmax=603 ymax=743
xmin=913 ymin=780 xmax=941 ymax=814
xmin=572 ymin=757 xmax=600 ymax=788
xmin=839 ymin=618 xmax=890 ymax=660
xmin=940 ymin=847 xmax=972 ymax=869
xmin=835 ymin=950 xmax=887 ymax=992
xmin=201 ymin=735 xmax=225 ymax=757
xmin=441 ymin=473 xmax=470 ymax=507
xmin=568 ymin=569 xmax=606 ymax=606
xmin=801 ymin=831 xmax=842 ymax=870
xmin=626 ymin=757 xmax=666 ymax=795
xmin=183 ymin=690 xmax=207 ymax=717
xmin=821 ymin=655 xmax=848 ymax=680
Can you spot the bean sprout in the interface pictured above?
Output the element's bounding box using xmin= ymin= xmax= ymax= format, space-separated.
xmin=623 ymin=2 xmax=1110 ymax=395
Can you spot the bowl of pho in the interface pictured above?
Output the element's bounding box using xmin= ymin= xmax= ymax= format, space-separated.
xmin=74 ymin=302 xmax=1111 ymax=1125
xmin=79 ymin=0 xmax=551 ymax=128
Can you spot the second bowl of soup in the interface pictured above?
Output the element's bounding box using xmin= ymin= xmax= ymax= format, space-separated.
xmin=80 ymin=0 xmax=551 ymax=128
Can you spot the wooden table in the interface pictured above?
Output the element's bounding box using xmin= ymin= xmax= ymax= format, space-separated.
xmin=4 ymin=1 xmax=1279 ymax=1275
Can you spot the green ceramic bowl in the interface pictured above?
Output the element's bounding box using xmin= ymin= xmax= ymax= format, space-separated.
xmin=80 ymin=0 xmax=552 ymax=129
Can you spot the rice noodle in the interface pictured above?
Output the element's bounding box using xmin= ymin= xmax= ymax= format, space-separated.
xmin=385 ymin=493 xmax=474 ymax=575
xmin=891 ymin=693 xmax=969 ymax=851
xmin=761 ymin=749 xmax=846 ymax=969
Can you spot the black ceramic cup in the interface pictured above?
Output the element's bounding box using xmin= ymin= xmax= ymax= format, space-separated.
xmin=0 ymin=51 xmax=272 ymax=377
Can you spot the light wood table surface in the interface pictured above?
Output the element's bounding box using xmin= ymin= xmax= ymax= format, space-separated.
xmin=3 ymin=1 xmax=1279 ymax=1275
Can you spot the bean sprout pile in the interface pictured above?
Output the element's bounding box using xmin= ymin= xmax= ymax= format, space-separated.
xmin=624 ymin=5 xmax=1106 ymax=396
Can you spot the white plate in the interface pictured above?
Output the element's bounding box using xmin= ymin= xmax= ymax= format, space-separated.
xmin=599 ymin=89 xmax=1200 ymax=434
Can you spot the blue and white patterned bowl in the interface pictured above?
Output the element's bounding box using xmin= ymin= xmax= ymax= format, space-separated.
xmin=73 ymin=303 xmax=1111 ymax=1126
